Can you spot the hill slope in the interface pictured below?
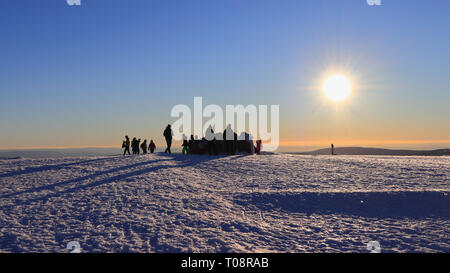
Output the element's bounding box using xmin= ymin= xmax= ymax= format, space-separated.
xmin=295 ymin=147 xmax=450 ymax=156
xmin=0 ymin=153 xmax=449 ymax=252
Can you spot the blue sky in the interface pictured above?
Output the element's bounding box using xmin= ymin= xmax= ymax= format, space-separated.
xmin=0 ymin=0 xmax=449 ymax=150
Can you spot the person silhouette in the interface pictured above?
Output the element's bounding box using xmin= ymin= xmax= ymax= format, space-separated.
xmin=136 ymin=138 xmax=141 ymax=154
xmin=149 ymin=140 xmax=156 ymax=154
xmin=188 ymin=134 xmax=195 ymax=154
xmin=205 ymin=126 xmax=217 ymax=155
xmin=123 ymin=135 xmax=131 ymax=155
xmin=141 ymin=139 xmax=148 ymax=154
xmin=223 ymin=124 xmax=235 ymax=155
xmin=181 ymin=134 xmax=189 ymax=155
xmin=163 ymin=124 xmax=173 ymax=154
xmin=256 ymin=140 xmax=262 ymax=155
xmin=131 ymin=137 xmax=137 ymax=154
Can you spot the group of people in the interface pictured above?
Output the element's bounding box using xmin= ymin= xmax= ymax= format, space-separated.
xmin=122 ymin=135 xmax=156 ymax=155
xmin=123 ymin=124 xmax=262 ymax=156
xmin=178 ymin=124 xmax=262 ymax=155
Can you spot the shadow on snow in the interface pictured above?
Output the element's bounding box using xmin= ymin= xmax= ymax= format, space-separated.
xmin=0 ymin=156 xmax=122 ymax=179
xmin=234 ymin=191 xmax=450 ymax=219
xmin=0 ymin=153 xmax=223 ymax=208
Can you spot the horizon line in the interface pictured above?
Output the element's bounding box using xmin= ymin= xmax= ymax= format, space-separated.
xmin=1 ymin=140 xmax=450 ymax=151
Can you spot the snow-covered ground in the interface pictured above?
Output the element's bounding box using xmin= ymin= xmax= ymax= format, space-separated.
xmin=0 ymin=153 xmax=448 ymax=253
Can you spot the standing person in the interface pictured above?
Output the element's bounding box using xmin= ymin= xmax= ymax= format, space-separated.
xmin=136 ymin=138 xmax=141 ymax=154
xmin=233 ymin=132 xmax=237 ymax=155
xmin=131 ymin=137 xmax=137 ymax=154
xmin=188 ymin=134 xmax=195 ymax=154
xmin=123 ymin=135 xmax=131 ymax=155
xmin=256 ymin=140 xmax=262 ymax=155
xmin=223 ymin=124 xmax=234 ymax=155
xmin=181 ymin=134 xmax=189 ymax=155
xmin=163 ymin=124 xmax=173 ymax=154
xmin=205 ymin=126 xmax=215 ymax=155
xmin=149 ymin=140 xmax=156 ymax=154
xmin=141 ymin=139 xmax=148 ymax=154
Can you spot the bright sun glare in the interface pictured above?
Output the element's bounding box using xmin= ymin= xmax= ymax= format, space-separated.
xmin=323 ymin=75 xmax=352 ymax=102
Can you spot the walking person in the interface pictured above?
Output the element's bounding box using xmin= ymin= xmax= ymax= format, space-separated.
xmin=163 ymin=124 xmax=173 ymax=154
xmin=123 ymin=135 xmax=131 ymax=155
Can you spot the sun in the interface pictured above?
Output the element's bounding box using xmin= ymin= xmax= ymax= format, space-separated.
xmin=323 ymin=75 xmax=352 ymax=101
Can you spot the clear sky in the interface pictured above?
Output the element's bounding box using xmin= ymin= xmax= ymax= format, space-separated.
xmin=1 ymin=0 xmax=449 ymax=150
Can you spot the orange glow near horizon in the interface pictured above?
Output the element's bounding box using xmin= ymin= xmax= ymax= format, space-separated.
xmin=278 ymin=140 xmax=450 ymax=147
xmin=2 ymin=140 xmax=450 ymax=151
